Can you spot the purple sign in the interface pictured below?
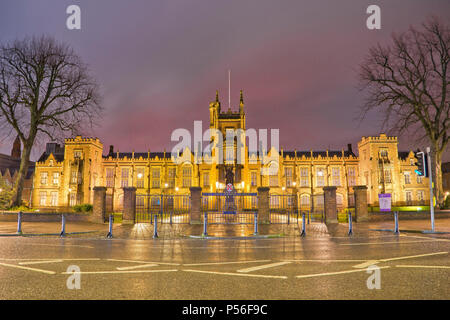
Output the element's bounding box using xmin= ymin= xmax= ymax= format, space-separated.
xmin=378 ymin=193 xmax=392 ymax=212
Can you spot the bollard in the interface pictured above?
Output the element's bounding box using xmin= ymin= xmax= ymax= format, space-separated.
xmin=253 ymin=212 xmax=258 ymax=235
xmin=300 ymin=212 xmax=306 ymax=237
xmin=170 ymin=211 xmax=173 ymax=225
xmin=60 ymin=214 xmax=66 ymax=237
xmin=307 ymin=211 xmax=310 ymax=224
xmin=153 ymin=214 xmax=159 ymax=238
xmin=202 ymin=212 xmax=208 ymax=237
xmin=17 ymin=211 xmax=22 ymax=235
xmin=106 ymin=214 xmax=113 ymax=239
xmin=394 ymin=211 xmax=400 ymax=235
xmin=348 ymin=211 xmax=353 ymax=236
xmin=287 ymin=211 xmax=290 ymax=225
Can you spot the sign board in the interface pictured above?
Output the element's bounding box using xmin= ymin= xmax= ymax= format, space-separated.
xmin=226 ymin=183 xmax=234 ymax=192
xmin=378 ymin=193 xmax=391 ymax=212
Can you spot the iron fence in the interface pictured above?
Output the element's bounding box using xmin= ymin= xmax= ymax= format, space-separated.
xmin=202 ymin=193 xmax=257 ymax=224
xmin=135 ymin=194 xmax=190 ymax=223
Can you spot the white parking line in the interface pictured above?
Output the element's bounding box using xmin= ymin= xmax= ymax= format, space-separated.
xmin=107 ymin=259 xmax=179 ymax=265
xmin=378 ymin=251 xmax=448 ymax=262
xmin=340 ymin=240 xmax=440 ymax=246
xmin=351 ymin=251 xmax=448 ymax=268
xmin=116 ymin=263 xmax=158 ymax=271
xmin=183 ymin=269 xmax=287 ymax=279
xmin=285 ymin=259 xmax=367 ymax=263
xmin=237 ymin=261 xmax=291 ymax=273
xmin=61 ymin=269 xmax=178 ymax=275
xmin=296 ymin=266 xmax=390 ymax=279
xmin=27 ymin=244 xmax=94 ymax=249
xmin=0 ymin=262 xmax=56 ymax=275
xmin=351 ymin=260 xmax=380 ymax=269
xmin=396 ymin=265 xmax=450 ymax=269
xmin=183 ymin=260 xmax=271 ymax=266
xmin=19 ymin=260 xmax=63 ymax=265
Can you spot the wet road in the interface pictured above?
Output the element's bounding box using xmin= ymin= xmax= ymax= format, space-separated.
xmin=0 ymin=228 xmax=449 ymax=299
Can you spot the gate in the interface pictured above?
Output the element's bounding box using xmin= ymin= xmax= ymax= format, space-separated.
xmin=202 ymin=193 xmax=257 ymax=224
xmin=135 ymin=194 xmax=190 ymax=223
xmin=269 ymin=194 xmax=299 ymax=224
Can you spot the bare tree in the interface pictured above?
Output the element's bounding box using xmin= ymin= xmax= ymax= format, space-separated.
xmin=359 ymin=17 xmax=449 ymax=206
xmin=0 ymin=35 xmax=101 ymax=207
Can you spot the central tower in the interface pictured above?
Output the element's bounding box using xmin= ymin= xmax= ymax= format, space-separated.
xmin=209 ymin=90 xmax=246 ymax=186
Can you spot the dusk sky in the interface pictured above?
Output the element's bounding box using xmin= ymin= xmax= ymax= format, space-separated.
xmin=1 ymin=0 xmax=449 ymax=161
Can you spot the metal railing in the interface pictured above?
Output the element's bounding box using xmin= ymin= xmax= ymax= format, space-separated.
xmin=135 ymin=194 xmax=190 ymax=223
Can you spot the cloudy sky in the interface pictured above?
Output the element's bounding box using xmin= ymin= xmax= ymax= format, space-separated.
xmin=0 ymin=0 xmax=449 ymax=160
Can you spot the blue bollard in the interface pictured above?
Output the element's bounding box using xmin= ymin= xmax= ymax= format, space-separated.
xmin=394 ymin=211 xmax=400 ymax=235
xmin=153 ymin=214 xmax=159 ymax=238
xmin=60 ymin=214 xmax=66 ymax=237
xmin=202 ymin=212 xmax=208 ymax=237
xmin=107 ymin=214 xmax=113 ymax=239
xmin=348 ymin=211 xmax=353 ymax=236
xmin=300 ymin=212 xmax=306 ymax=237
xmin=253 ymin=212 xmax=258 ymax=235
xmin=17 ymin=211 xmax=22 ymax=235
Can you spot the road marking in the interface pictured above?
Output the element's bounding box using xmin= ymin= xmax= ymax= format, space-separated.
xmin=237 ymin=261 xmax=291 ymax=273
xmin=28 ymin=244 xmax=94 ymax=249
xmin=340 ymin=240 xmax=442 ymax=246
xmin=61 ymin=269 xmax=178 ymax=275
xmin=378 ymin=251 xmax=448 ymax=262
xmin=0 ymin=262 xmax=56 ymax=275
xmin=285 ymin=259 xmax=367 ymax=263
xmin=106 ymin=259 xmax=179 ymax=265
xmin=116 ymin=263 xmax=158 ymax=271
xmin=396 ymin=265 xmax=450 ymax=269
xmin=183 ymin=260 xmax=271 ymax=266
xmin=296 ymin=266 xmax=390 ymax=279
xmin=19 ymin=259 xmax=63 ymax=265
xmin=183 ymin=269 xmax=287 ymax=279
xmin=400 ymin=235 xmax=450 ymax=242
xmin=352 ymin=260 xmax=380 ymax=269
xmin=351 ymin=252 xmax=448 ymax=268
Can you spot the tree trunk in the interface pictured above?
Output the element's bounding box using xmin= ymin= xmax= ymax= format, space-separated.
xmin=430 ymin=143 xmax=444 ymax=207
xmin=10 ymin=141 xmax=32 ymax=207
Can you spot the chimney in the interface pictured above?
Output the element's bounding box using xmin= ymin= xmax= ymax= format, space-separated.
xmin=347 ymin=144 xmax=353 ymax=154
xmin=109 ymin=145 xmax=114 ymax=156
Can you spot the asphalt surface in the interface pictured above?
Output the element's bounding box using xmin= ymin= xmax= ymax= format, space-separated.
xmin=0 ymin=219 xmax=449 ymax=300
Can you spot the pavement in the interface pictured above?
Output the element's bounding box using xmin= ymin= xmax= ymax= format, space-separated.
xmin=0 ymin=218 xmax=449 ymax=299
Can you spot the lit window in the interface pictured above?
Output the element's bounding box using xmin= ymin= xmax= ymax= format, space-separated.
xmin=50 ymin=191 xmax=58 ymax=206
xmin=136 ymin=168 xmax=145 ymax=188
xmin=285 ymin=167 xmax=293 ymax=187
xmin=152 ymin=168 xmax=160 ymax=188
xmin=347 ymin=167 xmax=356 ymax=186
xmin=404 ymin=172 xmax=411 ymax=184
xmin=121 ymin=168 xmax=129 ymax=187
xmin=300 ymin=168 xmax=309 ymax=187
xmin=332 ymin=167 xmax=340 ymax=186
xmin=41 ymin=172 xmax=48 ymax=185
xmin=52 ymin=172 xmax=59 ymax=186
xmin=106 ymin=168 xmax=114 ymax=188
xmin=316 ymin=168 xmax=325 ymax=187
xmin=39 ymin=191 xmax=46 ymax=206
